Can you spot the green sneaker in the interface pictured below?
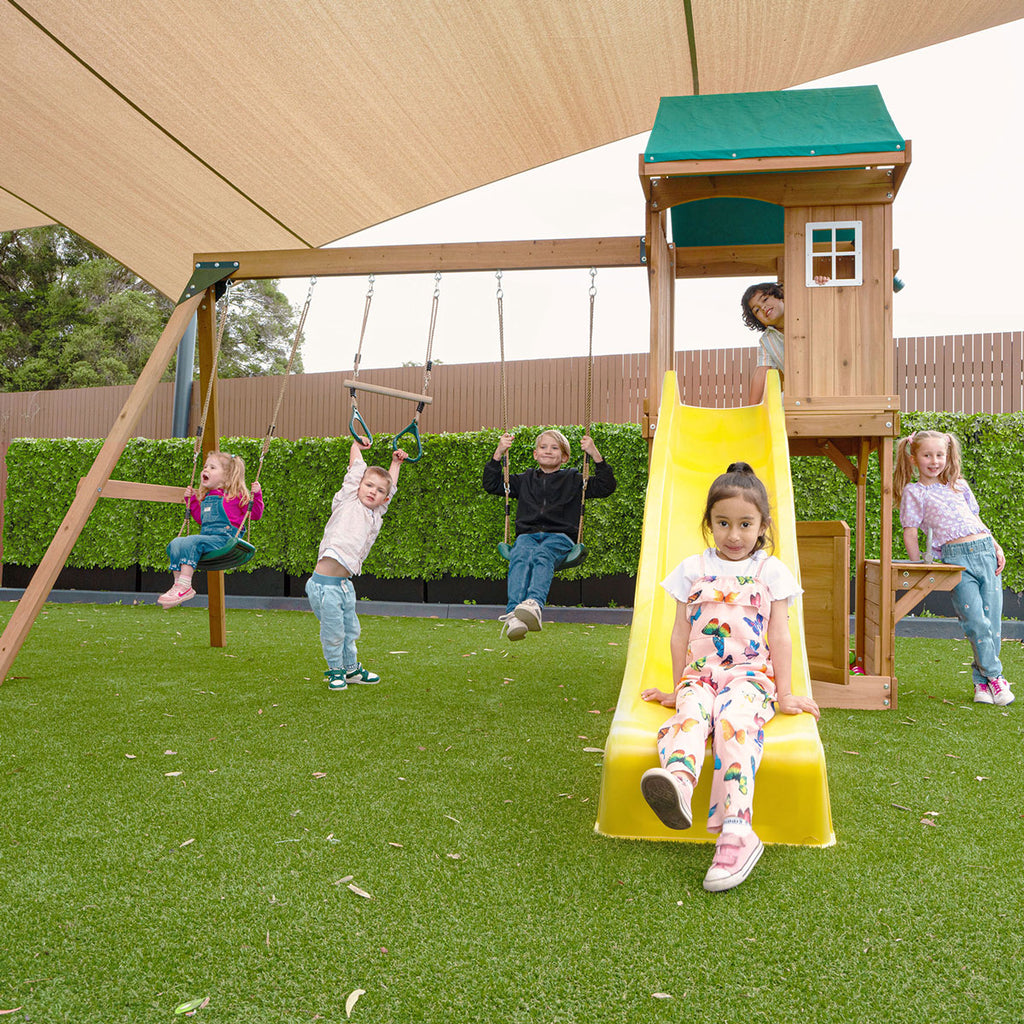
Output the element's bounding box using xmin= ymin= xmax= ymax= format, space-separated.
xmin=326 ymin=669 xmax=348 ymax=691
xmin=345 ymin=664 xmax=380 ymax=685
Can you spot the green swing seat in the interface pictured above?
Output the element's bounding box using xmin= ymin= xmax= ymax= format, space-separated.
xmin=197 ymin=537 xmax=256 ymax=573
xmin=497 ymin=540 xmax=588 ymax=572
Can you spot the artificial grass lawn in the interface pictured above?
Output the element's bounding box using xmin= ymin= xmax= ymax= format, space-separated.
xmin=0 ymin=603 xmax=1022 ymax=1023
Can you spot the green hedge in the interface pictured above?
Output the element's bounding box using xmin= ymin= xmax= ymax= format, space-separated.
xmin=5 ymin=413 xmax=1023 ymax=591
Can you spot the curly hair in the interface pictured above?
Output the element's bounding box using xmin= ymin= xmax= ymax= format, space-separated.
xmin=740 ymin=281 xmax=784 ymax=333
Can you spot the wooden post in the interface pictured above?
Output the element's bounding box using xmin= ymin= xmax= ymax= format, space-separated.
xmin=195 ymin=289 xmax=228 ymax=648
xmin=0 ymin=293 xmax=204 ymax=683
xmin=878 ymin=437 xmax=895 ymax=688
xmin=853 ymin=438 xmax=869 ymax=672
xmin=646 ymin=206 xmax=674 ymax=439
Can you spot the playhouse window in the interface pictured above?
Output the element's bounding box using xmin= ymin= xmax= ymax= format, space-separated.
xmin=806 ymin=221 xmax=862 ymax=286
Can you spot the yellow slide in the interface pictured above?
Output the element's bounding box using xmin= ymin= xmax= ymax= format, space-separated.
xmin=595 ymin=371 xmax=834 ymax=846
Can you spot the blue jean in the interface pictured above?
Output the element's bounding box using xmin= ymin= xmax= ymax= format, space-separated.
xmin=167 ymin=530 xmax=232 ymax=571
xmin=305 ymin=573 xmax=361 ymax=673
xmin=943 ymin=537 xmax=1003 ymax=686
xmin=505 ymin=532 xmax=574 ymax=613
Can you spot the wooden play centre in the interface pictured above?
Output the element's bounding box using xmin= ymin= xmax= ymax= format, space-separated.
xmin=0 ymin=84 xmax=956 ymax=727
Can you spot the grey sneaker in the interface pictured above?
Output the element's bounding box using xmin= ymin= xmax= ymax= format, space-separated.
xmin=514 ymin=599 xmax=543 ymax=631
xmin=499 ymin=612 xmax=528 ymax=641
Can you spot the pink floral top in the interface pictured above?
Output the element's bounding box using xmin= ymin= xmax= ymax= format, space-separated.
xmin=899 ymin=479 xmax=989 ymax=560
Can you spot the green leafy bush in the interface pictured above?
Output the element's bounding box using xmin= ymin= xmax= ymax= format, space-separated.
xmin=4 ymin=414 xmax=1022 ymax=591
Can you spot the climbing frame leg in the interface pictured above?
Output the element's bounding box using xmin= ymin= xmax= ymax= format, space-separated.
xmin=0 ymin=293 xmax=205 ymax=683
xmin=195 ymin=289 xmax=228 ymax=649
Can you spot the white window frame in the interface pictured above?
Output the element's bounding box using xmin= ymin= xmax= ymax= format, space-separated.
xmin=806 ymin=220 xmax=862 ymax=287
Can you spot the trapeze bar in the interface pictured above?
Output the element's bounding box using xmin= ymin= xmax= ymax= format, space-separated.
xmin=343 ymin=380 xmax=434 ymax=404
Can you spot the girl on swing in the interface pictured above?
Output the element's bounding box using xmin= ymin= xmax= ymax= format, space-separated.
xmin=159 ymin=451 xmax=263 ymax=608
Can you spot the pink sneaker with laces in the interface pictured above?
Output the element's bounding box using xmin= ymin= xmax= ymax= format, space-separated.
xmin=974 ymin=682 xmax=994 ymax=704
xmin=703 ymin=830 xmax=764 ymax=892
xmin=158 ymin=585 xmax=196 ymax=609
xmin=987 ymin=676 xmax=1015 ymax=706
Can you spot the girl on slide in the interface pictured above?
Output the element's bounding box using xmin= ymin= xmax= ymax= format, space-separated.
xmin=640 ymin=462 xmax=819 ymax=892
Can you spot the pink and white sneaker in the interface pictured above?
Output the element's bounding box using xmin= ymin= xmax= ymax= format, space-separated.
xmin=987 ymin=676 xmax=1015 ymax=706
xmin=703 ymin=830 xmax=764 ymax=892
xmin=158 ymin=585 xmax=196 ymax=609
xmin=974 ymin=682 xmax=994 ymax=704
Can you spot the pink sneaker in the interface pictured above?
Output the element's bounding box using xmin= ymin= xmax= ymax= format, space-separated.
xmin=158 ymin=585 xmax=196 ymax=609
xmin=703 ymin=830 xmax=764 ymax=892
xmin=640 ymin=767 xmax=693 ymax=830
xmin=974 ymin=682 xmax=994 ymax=704
xmin=987 ymin=676 xmax=1015 ymax=706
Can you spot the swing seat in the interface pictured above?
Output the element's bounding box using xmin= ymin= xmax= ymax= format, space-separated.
xmin=497 ymin=541 xmax=588 ymax=571
xmin=197 ymin=538 xmax=256 ymax=572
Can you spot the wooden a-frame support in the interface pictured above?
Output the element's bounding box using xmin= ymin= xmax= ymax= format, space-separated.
xmin=0 ymin=236 xmax=646 ymax=684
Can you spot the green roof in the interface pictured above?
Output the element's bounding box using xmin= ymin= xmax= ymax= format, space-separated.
xmin=645 ymin=85 xmax=904 ymax=163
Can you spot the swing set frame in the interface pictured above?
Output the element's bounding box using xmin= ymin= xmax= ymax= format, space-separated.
xmin=0 ymin=235 xmax=646 ymax=683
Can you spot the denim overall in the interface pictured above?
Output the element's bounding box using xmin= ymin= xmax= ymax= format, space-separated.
xmin=166 ymin=494 xmax=235 ymax=570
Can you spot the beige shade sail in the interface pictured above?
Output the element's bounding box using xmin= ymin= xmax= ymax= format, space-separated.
xmin=2 ymin=0 xmax=1022 ymax=298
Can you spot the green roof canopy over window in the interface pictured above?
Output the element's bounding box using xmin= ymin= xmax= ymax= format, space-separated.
xmin=645 ymin=85 xmax=905 ymax=163
xmin=671 ymin=197 xmax=783 ymax=248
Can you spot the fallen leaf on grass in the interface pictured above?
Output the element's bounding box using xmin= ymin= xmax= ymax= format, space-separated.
xmin=583 ymin=747 xmax=604 ymax=753
xmin=388 ymin=842 xmax=403 ymax=848
xmin=976 ymin=776 xmax=989 ymax=781
xmin=174 ymin=996 xmax=210 ymax=1015
xmin=180 ymin=838 xmax=195 ymax=847
xmin=652 ymin=993 xmax=672 ymax=1000
xmin=891 ymin=804 xmax=911 ymax=811
xmin=334 ymin=875 xmax=355 ymax=885
xmin=345 ymin=989 xmax=366 ymax=1018
xmin=312 ymin=772 xmax=328 ymax=779
xmin=165 ymin=771 xmax=183 ymax=777
xmin=842 ymin=750 xmax=860 ymax=755
xmin=347 ymin=883 xmax=372 ymax=899
xmin=165 ymin=750 xmax=177 ymax=755
xmin=0 ymin=1009 xmax=24 ymax=1016
xmin=447 ymin=853 xmax=462 ymax=860
xmin=445 ymin=815 xmax=461 ymax=824
xmin=920 ymin=818 xmax=937 ymax=827
xmin=389 ymin=651 xmax=409 ymax=654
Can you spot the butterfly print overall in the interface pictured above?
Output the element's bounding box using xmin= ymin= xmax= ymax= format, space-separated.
xmin=657 ymin=554 xmax=777 ymax=833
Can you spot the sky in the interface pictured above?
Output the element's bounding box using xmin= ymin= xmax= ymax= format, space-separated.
xmin=281 ymin=19 xmax=1024 ymax=374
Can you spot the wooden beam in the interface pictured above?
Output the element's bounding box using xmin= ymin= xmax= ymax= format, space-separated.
xmin=195 ymin=237 xmax=646 ymax=281
xmin=675 ymin=243 xmax=783 ymax=279
xmin=91 ymin=480 xmax=184 ymax=503
xmin=649 ymin=168 xmax=899 ymax=211
xmin=343 ymin=380 xmax=434 ymax=405
xmin=642 ymin=148 xmax=909 ymax=179
xmin=196 ymin=291 xmax=227 ymax=649
xmin=0 ymin=292 xmax=204 ymax=683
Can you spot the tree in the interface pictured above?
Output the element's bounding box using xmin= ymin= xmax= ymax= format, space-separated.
xmin=0 ymin=227 xmax=303 ymax=391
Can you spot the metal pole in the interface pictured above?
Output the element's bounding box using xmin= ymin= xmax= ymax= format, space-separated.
xmin=171 ymin=313 xmax=197 ymax=437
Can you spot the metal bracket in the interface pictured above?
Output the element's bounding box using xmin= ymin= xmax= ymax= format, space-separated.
xmin=177 ymin=261 xmax=240 ymax=305
xmin=640 ymin=236 xmax=647 ymax=265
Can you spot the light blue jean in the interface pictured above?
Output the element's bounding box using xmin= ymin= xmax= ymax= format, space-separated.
xmin=505 ymin=532 xmax=574 ymax=614
xmin=305 ymin=573 xmax=361 ymax=673
xmin=943 ymin=537 xmax=1003 ymax=686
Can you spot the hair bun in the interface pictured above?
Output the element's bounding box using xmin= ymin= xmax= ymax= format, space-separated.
xmin=726 ymin=461 xmax=754 ymax=475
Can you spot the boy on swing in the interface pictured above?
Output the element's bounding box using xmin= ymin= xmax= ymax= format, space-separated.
xmin=483 ymin=428 xmax=616 ymax=640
